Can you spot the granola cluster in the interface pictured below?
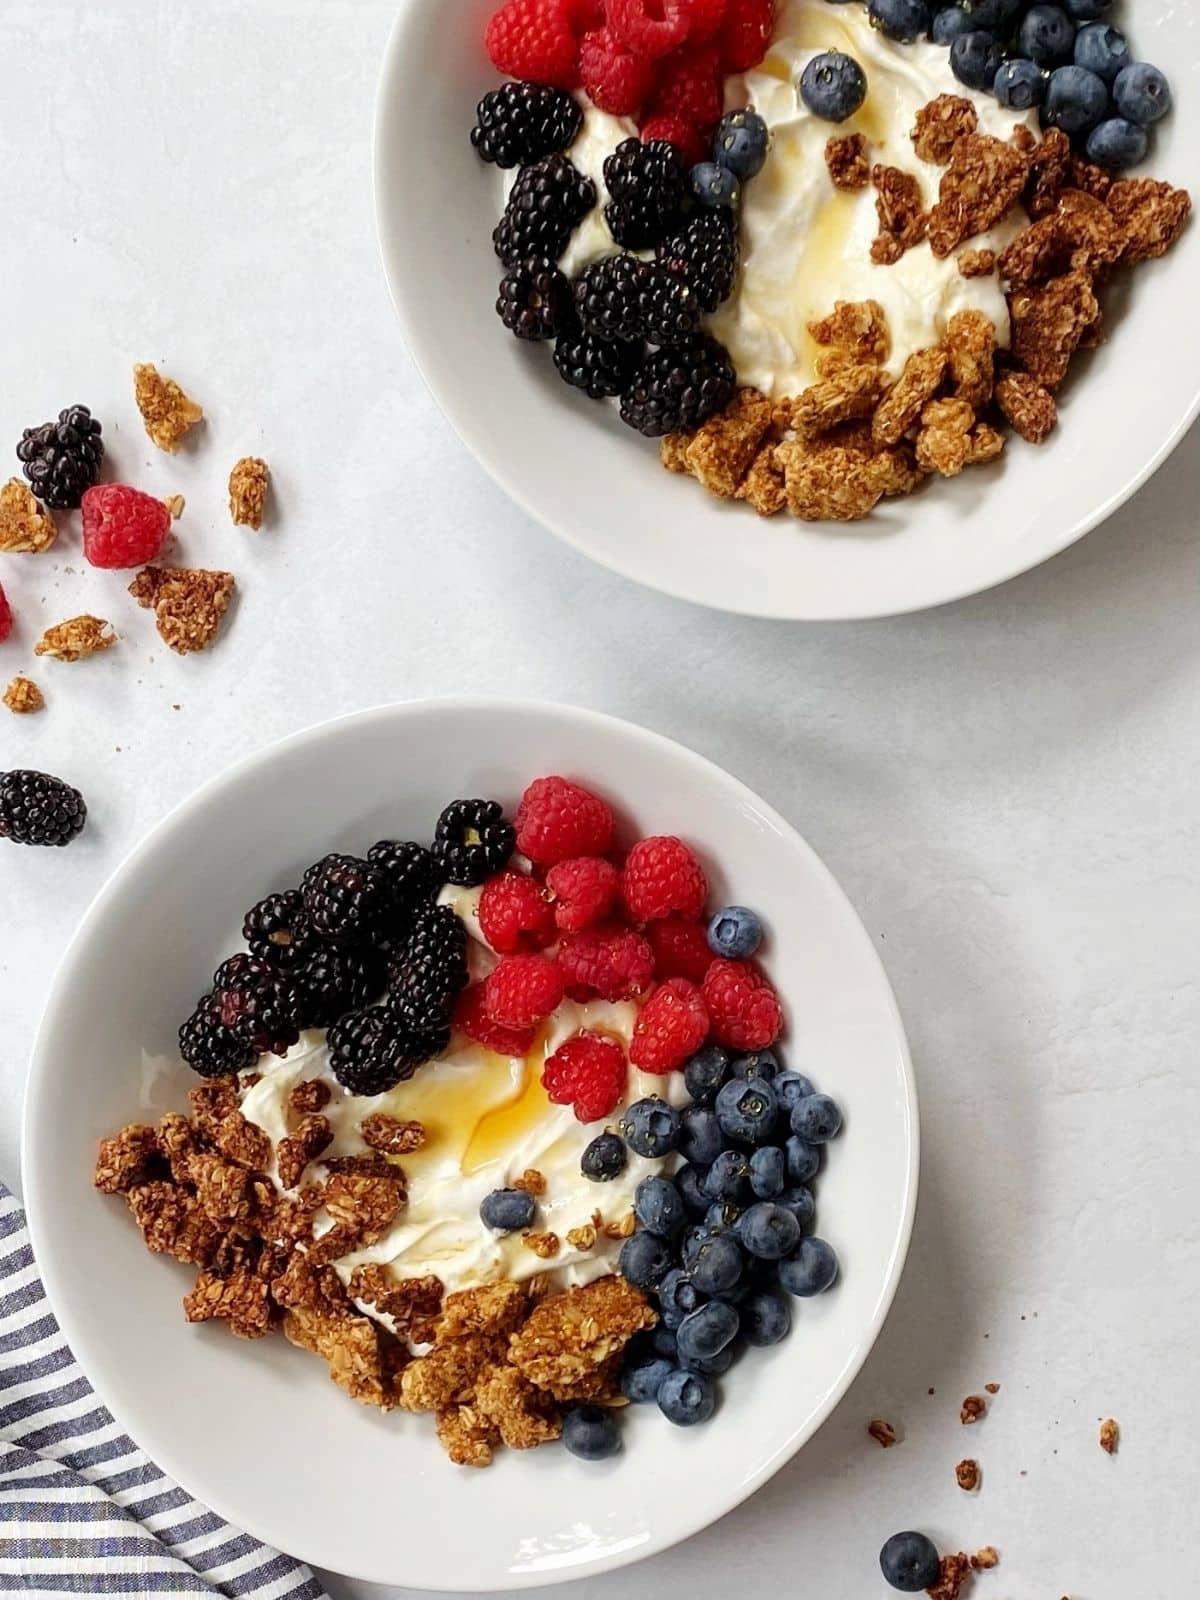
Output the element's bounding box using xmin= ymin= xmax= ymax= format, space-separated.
xmin=128 ymin=564 xmax=236 ymax=655
xmin=34 ymin=614 xmax=117 ymax=662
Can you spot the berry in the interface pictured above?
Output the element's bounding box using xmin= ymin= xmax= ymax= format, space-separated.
xmin=789 ymin=1092 xmax=842 ymax=1142
xmin=630 ymin=978 xmax=710 ymax=1073
xmin=741 ymin=1288 xmax=791 ymax=1345
xmin=620 ymin=333 xmax=736 ymax=436
xmin=479 ymin=870 xmax=556 ymax=952
xmin=960 ymin=0 xmax=1023 ymax=24
xmin=748 ymin=1144 xmax=785 ymax=1198
xmin=618 ymin=1229 xmax=674 ymax=1289
xmin=718 ymin=0 xmax=775 ymax=72
xmin=677 ymin=1299 xmax=738 ymax=1363
xmin=622 ymin=836 xmax=707 ymax=923
xmin=433 ymin=798 xmax=515 ymax=886
xmin=546 ymin=855 xmax=620 ymax=932
xmin=683 ymin=1043 xmax=730 ymax=1102
xmin=658 ymin=1267 xmax=706 ymax=1324
xmin=480 ymin=1187 xmax=538 ymax=1232
xmin=1086 ymin=116 xmax=1147 ymax=170
xmin=471 ymin=81 xmax=583 ymax=168
xmin=651 ymin=42 xmax=723 ymax=127
xmin=388 ymin=903 xmax=470 ymax=1026
xmin=784 ymin=1132 xmax=820 ymax=1185
xmin=634 ymin=1174 xmax=686 ymax=1236
xmin=658 ymin=1368 xmax=716 ymax=1426
xmin=580 ymin=25 xmax=658 ymax=115
xmin=16 ymin=405 xmax=104 ymax=510
xmin=993 ymin=58 xmax=1047 ymax=110
xmin=582 ymin=1129 xmax=628 ymax=1180
xmin=558 ymin=924 xmax=655 ymax=1000
xmin=301 ymin=854 xmax=389 ymax=944
xmin=212 ymin=954 xmax=301 ymax=1056
xmin=80 ymin=484 xmax=170 ymax=569
xmin=515 ymin=775 xmax=614 ymax=866
xmin=716 ymin=1075 xmax=778 ymax=1144
xmin=736 ymin=1200 xmax=801 ymax=1260
xmin=1113 ymin=62 xmax=1172 ymax=126
xmin=704 ymin=1199 xmax=741 ymax=1234
xmin=575 ymin=253 xmax=699 ymax=345
xmin=687 ymin=0 xmax=729 ymax=44
xmin=485 ymin=0 xmax=582 ymax=90
xmin=553 ymin=326 xmax=642 ymax=399
xmin=543 ymin=1031 xmax=627 ymax=1121
xmin=327 ymin=1007 xmax=422 ymax=1096
xmin=773 ymin=1069 xmax=814 ymax=1113
xmin=1043 ymin=65 xmax=1109 ymax=135
xmin=639 ymin=113 xmax=710 ymax=168
xmin=243 ymin=890 xmax=311 ymax=970
xmin=949 ymin=29 xmax=1003 ymax=89
xmin=1064 ymin=0 xmax=1111 ymax=17
xmin=652 ymin=1323 xmax=679 ymax=1359
xmin=702 ymin=1148 xmax=751 ymax=1203
xmin=0 ymin=585 xmax=11 ymax=644
xmin=1074 ymin=22 xmax=1129 ymax=83
xmin=707 ymin=905 xmax=762 ymax=960
xmin=676 ymin=1163 xmax=710 ymax=1217
xmin=679 ymin=1104 xmax=723 ymax=1166
xmin=714 ymin=108 xmax=769 ymax=179
xmin=929 ymin=7 xmax=976 ymax=44
xmin=657 ymin=209 xmax=739 ymax=314
xmin=686 ymin=1230 xmax=743 ymax=1295
xmin=368 ymin=839 xmax=439 ymax=912
xmin=798 ymin=49 xmax=867 ymax=121
xmin=646 ymin=914 xmax=714 ymax=984
xmin=620 ymin=1350 xmax=674 ymax=1403
xmin=689 ymin=161 xmax=740 ymax=209
xmin=620 ymin=1095 xmax=682 ymax=1157
xmin=0 ymin=769 xmax=87 ymax=848
xmin=702 ymin=958 xmax=783 ymax=1051
xmin=179 ymin=994 xmax=257 ymax=1077
xmin=778 ymin=1235 xmax=839 ymax=1296
xmin=606 ymin=0 xmax=689 ymax=58
xmin=1017 ymin=5 xmax=1075 ymax=66
xmin=493 ymin=154 xmax=597 ymax=268
xmin=296 ymin=943 xmax=384 ymax=1029
xmin=729 ymin=1048 xmax=777 ymax=1080
xmin=867 ymin=0 xmax=930 ymax=43
xmin=498 ymin=256 xmax=574 ymax=341
xmin=485 ymin=952 xmax=566 ymax=1027
xmin=776 ymin=1184 xmax=815 ymax=1229
xmin=879 ymin=1532 xmax=941 ymax=1593
xmin=562 ymin=1403 xmax=622 ymax=1460
xmin=604 ymin=137 xmax=689 ymax=249
xmin=454 ymin=981 xmax=537 ymax=1056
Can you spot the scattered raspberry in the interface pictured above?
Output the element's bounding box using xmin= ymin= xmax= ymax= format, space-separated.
xmin=454 ymin=982 xmax=537 ymax=1056
xmin=648 ymin=42 xmax=723 ymax=129
xmin=543 ymin=1032 xmax=627 ymax=1122
xmin=622 ymin=835 xmax=708 ymax=923
xmin=630 ymin=978 xmax=709 ymax=1073
xmin=546 ymin=855 xmax=620 ymax=932
xmin=580 ymin=25 xmax=658 ymax=115
xmin=81 ymin=485 xmax=171 ymax=570
xmin=485 ymin=0 xmax=582 ymax=90
xmin=606 ymin=0 xmax=690 ymax=58
xmin=478 ymin=870 xmax=557 ymax=953
xmin=0 ymin=585 xmax=11 ymax=645
xmin=702 ymin=958 xmax=783 ymax=1050
xmin=646 ymin=914 xmax=713 ymax=983
xmin=687 ymin=0 xmax=728 ymax=43
xmin=558 ymin=924 xmax=655 ymax=1001
xmin=718 ymin=0 xmax=775 ymax=72
xmin=484 ymin=953 xmax=567 ymax=1028
xmin=515 ymin=775 xmax=615 ymax=867
xmin=639 ymin=113 xmax=710 ymax=167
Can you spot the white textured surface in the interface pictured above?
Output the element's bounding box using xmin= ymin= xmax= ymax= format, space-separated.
xmin=1 ymin=4 xmax=1198 ymax=1597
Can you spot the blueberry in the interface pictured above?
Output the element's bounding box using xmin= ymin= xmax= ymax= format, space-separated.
xmin=1017 ymin=5 xmax=1075 ymax=66
xmin=929 ymin=7 xmax=975 ymax=44
xmin=960 ymin=0 xmax=1022 ymax=25
xmin=620 ymin=1351 xmax=674 ymax=1404
xmin=676 ymin=1162 xmax=711 ymax=1219
xmin=1044 ymin=64 xmax=1109 ymax=134
xmin=479 ymin=1187 xmax=536 ymax=1232
xmin=691 ymin=161 xmax=741 ymax=209
xmin=949 ymin=29 xmax=1003 ymax=89
xmin=621 ymin=1096 xmax=681 ymax=1159
xmin=1085 ymin=115 xmax=1148 ymax=170
xmin=652 ymin=1323 xmax=679 ymax=1359
xmin=562 ymin=1404 xmax=622 ymax=1461
xmin=1113 ymin=62 xmax=1172 ymax=127
xmin=779 ymin=1235 xmax=839 ymax=1297
xmin=676 ymin=1299 xmax=739 ymax=1364
xmin=790 ymin=1093 xmax=842 ymax=1143
xmin=704 ymin=1199 xmax=742 ymax=1233
xmin=749 ymin=1144 xmax=785 ymax=1199
xmin=868 ymin=0 xmax=932 ymax=44
xmin=716 ymin=1077 xmax=779 ymax=1145
xmin=729 ymin=1049 xmax=779 ymax=1081
xmin=737 ymin=1201 xmax=802 ymax=1261
xmin=785 ymin=1133 xmax=821 ymax=1184
xmin=703 ymin=1149 xmax=752 ymax=1203
xmin=713 ymin=109 xmax=770 ymax=181
xmin=993 ymin=58 xmax=1047 ymax=109
xmin=1064 ymin=0 xmax=1111 ymax=18
xmin=1074 ymin=22 xmax=1129 ymax=83
xmin=688 ymin=1231 xmax=744 ymax=1296
xmin=679 ymin=1342 xmax=735 ymax=1376
xmin=707 ymin=905 xmax=763 ymax=959
xmin=879 ymin=1531 xmax=941 ymax=1592
xmin=741 ymin=1288 xmax=792 ymax=1347
xmin=679 ymin=1104 xmax=724 ymax=1167
xmin=773 ymin=1070 xmax=815 ymax=1116
xmin=776 ymin=1184 xmax=816 ymax=1230
xmin=657 ymin=1368 xmax=717 ymax=1426
xmin=683 ymin=1044 xmax=730 ymax=1103
xmin=798 ymin=50 xmax=868 ymax=122
xmin=581 ymin=1131 xmax=627 ymax=1183
xmin=618 ymin=1229 xmax=674 ymax=1291
xmin=634 ymin=1175 xmax=685 ymax=1238
xmin=659 ymin=1267 xmax=706 ymax=1326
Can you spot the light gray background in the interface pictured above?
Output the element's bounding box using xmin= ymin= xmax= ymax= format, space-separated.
xmin=2 ymin=4 xmax=1197 ymax=1597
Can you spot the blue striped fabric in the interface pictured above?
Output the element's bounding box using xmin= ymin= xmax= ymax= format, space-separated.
xmin=0 ymin=1184 xmax=329 ymax=1600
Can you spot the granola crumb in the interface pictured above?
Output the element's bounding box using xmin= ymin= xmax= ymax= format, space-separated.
xmin=566 ymin=1223 xmax=597 ymax=1252
xmin=957 ymin=248 xmax=996 ymax=279
xmin=128 ymin=564 xmax=235 ymax=655
xmin=809 ymin=300 xmax=890 ymax=369
xmin=523 ymin=1230 xmax=561 ymax=1260
xmin=229 ymin=457 xmax=270 ymax=529
xmin=868 ymin=1418 xmax=898 ymax=1448
xmin=276 ymin=1114 xmax=333 ymax=1191
xmin=826 ymin=132 xmax=870 ymax=190
xmin=0 ymin=478 xmax=57 ymax=552
xmin=359 ymin=1113 xmax=426 ymax=1156
xmin=970 ymin=1547 xmax=998 ymax=1572
xmin=871 ymin=163 xmax=927 ymax=261
xmin=34 ymin=615 xmax=117 ymax=662
xmin=911 ymin=94 xmax=978 ymax=165
xmin=961 ymin=1394 xmax=987 ymax=1425
xmin=984 ymin=1382 xmax=1000 ymax=1394
xmin=164 ymin=494 xmax=186 ymax=520
xmin=133 ymin=363 xmax=204 ymax=453
xmin=601 ymin=1211 xmax=637 ymax=1240
xmin=288 ymin=1079 xmax=331 ymax=1116
xmin=1099 ymin=1417 xmax=1119 ymax=1454
xmin=513 ymin=1168 xmax=547 ymax=1196
xmin=3 ymin=677 xmax=44 ymax=715
xmin=926 ymin=1551 xmax=972 ymax=1600
xmin=956 ymin=1457 xmax=980 ymax=1491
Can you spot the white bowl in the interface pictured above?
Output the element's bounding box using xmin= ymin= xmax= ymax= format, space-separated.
xmin=374 ymin=0 xmax=1199 ymax=620
xmin=23 ymin=699 xmax=917 ymax=1590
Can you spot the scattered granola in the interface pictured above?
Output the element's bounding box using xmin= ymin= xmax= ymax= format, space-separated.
xmin=809 ymin=300 xmax=890 ymax=369
xmin=276 ymin=1113 xmax=334 ymax=1190
xmin=133 ymin=363 xmax=204 ymax=453
xmin=868 ymin=1418 xmax=898 ymax=1448
xmin=128 ymin=564 xmax=236 ymax=655
xmin=970 ymin=1547 xmax=998 ymax=1572
xmin=360 ymin=1113 xmax=427 ymax=1156
xmin=1107 ymin=177 xmax=1191 ymax=266
xmin=566 ymin=1223 xmax=597 ymax=1252
xmin=994 ymin=370 xmax=1056 ymax=443
xmin=871 ymin=163 xmax=927 ymax=263
xmin=927 ymin=133 xmax=1028 ymax=259
xmin=289 ymin=1078 xmax=332 ymax=1116
xmin=945 ymin=309 xmax=996 ymax=411
xmin=475 ymin=1364 xmax=563 ymax=1450
xmin=165 ymin=494 xmax=186 ymax=521
xmin=1099 ymin=1417 xmax=1119 ymax=1455
xmin=508 ymin=1275 xmax=655 ymax=1400
xmin=825 ymin=132 xmax=870 ymax=190
xmin=34 ymin=615 xmax=117 ymax=663
xmin=792 ymin=365 xmax=888 ymax=438
xmin=3 ymin=676 xmax=44 ymax=715
xmin=984 ymin=1383 xmax=1000 ymax=1394
xmin=0 ymin=478 xmax=56 ymax=552
xmin=229 ymin=457 xmax=270 ymax=529
xmin=348 ymin=1267 xmax=443 ymax=1339
xmin=911 ymin=94 xmax=978 ymax=166
xmin=1009 ymin=269 xmax=1100 ymax=388
xmin=957 ymin=248 xmax=996 ymax=279
xmin=523 ymin=1230 xmax=561 ymax=1260
xmin=871 ymin=347 xmax=948 ymax=446
xmin=601 ymin=1211 xmax=638 ymax=1241
xmin=513 ymin=1167 xmax=547 ymax=1196
xmin=960 ymin=1394 xmax=987 ymax=1425
xmin=661 ymin=386 xmax=776 ymax=497
xmin=956 ymin=1457 xmax=980 ymax=1491
xmin=925 ymin=1551 xmax=972 ymax=1600
xmin=94 ymin=1124 xmax=162 ymax=1194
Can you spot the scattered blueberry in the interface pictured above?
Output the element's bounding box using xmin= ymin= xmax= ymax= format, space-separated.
xmin=1044 ymin=64 xmax=1109 ymax=134
xmin=950 ymin=29 xmax=1003 ymax=89
xmin=677 ymin=1300 xmax=740 ymax=1363
xmin=713 ymin=109 xmax=770 ymax=181
xmin=620 ymin=1351 xmax=674 ymax=1404
xmin=675 ymin=1162 xmax=712 ymax=1218
xmin=581 ymin=1131 xmax=627 ymax=1182
xmin=684 ymin=1044 xmax=730 ymax=1103
xmin=1017 ymin=5 xmax=1076 ymax=65
xmin=563 ymin=1404 xmax=622 ymax=1461
xmin=790 ymin=1093 xmax=842 ymax=1143
xmin=1074 ymin=21 xmax=1130 ymax=83
xmin=868 ymin=0 xmax=932 ymax=44
xmin=658 ymin=1368 xmax=717 ymax=1426
xmin=479 ymin=1187 xmax=536 ymax=1232
xmin=621 ymin=1096 xmax=681 ymax=1158
xmin=1086 ymin=115 xmax=1148 ymax=169
xmin=688 ymin=1231 xmax=745 ymax=1296
xmin=691 ymin=162 xmax=741 ymax=209
xmin=784 ymin=1132 xmax=821 ymax=1184
xmin=716 ymin=1077 xmax=779 ymax=1145
xmin=703 ymin=1149 xmax=753 ymax=1203
xmin=775 ymin=1184 xmax=816 ymax=1230
xmin=929 ymin=7 xmax=976 ymax=45
xmin=635 ymin=1175 xmax=686 ymax=1238
xmin=749 ymin=1144 xmax=786 ymax=1199
xmin=1113 ymin=61 xmax=1172 ymax=126
xmin=779 ymin=1235 xmax=839 ymax=1297
xmin=618 ymin=1229 xmax=674 ymax=1290
xmin=798 ymin=50 xmax=868 ymax=122
xmin=679 ymin=1104 xmax=724 ymax=1167
xmin=729 ymin=1048 xmax=779 ymax=1081
xmin=879 ymin=1531 xmax=942 ymax=1592
xmin=737 ymin=1201 xmax=802 ymax=1261
xmin=707 ymin=905 xmax=763 ymax=959
xmin=993 ymin=58 xmax=1047 ymax=110
xmin=659 ymin=1267 xmax=707 ymax=1327
xmin=741 ymin=1289 xmax=792 ymax=1347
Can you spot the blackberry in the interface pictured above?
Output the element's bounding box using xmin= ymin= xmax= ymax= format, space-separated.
xmin=620 ymin=334 xmax=736 ymax=438
xmin=211 ymin=954 xmax=302 ymax=1057
xmin=388 ymin=902 xmax=469 ymax=1029
xmin=0 ymin=769 xmax=87 ymax=848
xmin=179 ymin=994 xmax=258 ymax=1078
xmin=471 ymin=81 xmax=583 ymax=168
xmin=497 ymin=256 xmax=574 ymax=341
xmin=575 ymin=255 xmax=699 ymax=346
xmin=242 ymin=890 xmax=313 ymax=970
xmin=367 ymin=839 xmax=439 ymax=910
xmin=493 ymin=154 xmax=596 ymax=268
xmin=327 ymin=1007 xmax=424 ymax=1097
xmin=432 ymin=799 xmax=515 ymax=887
xmin=553 ymin=327 xmax=642 ymax=399
xmin=603 ymin=138 xmax=688 ymax=249
xmin=300 ymin=853 xmax=390 ymax=944
xmin=16 ymin=406 xmax=104 ymax=510
xmin=295 ymin=943 xmax=385 ymax=1029
xmin=658 ymin=210 xmax=740 ymax=313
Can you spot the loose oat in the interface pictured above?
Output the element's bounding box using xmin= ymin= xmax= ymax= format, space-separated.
xmin=523 ymin=1230 xmax=561 ymax=1260
xmin=0 ymin=478 xmax=56 ymax=552
xmin=133 ymin=363 xmax=204 ymax=452
xmin=1099 ymin=1417 xmax=1119 ymax=1454
xmin=868 ymin=1418 xmax=898 ymax=1448
xmin=513 ymin=1168 xmax=547 ymax=1196
xmin=34 ymin=615 xmax=117 ymax=662
xmin=128 ymin=564 xmax=235 ymax=655
xmin=229 ymin=457 xmax=270 ymax=529
xmin=3 ymin=677 xmax=44 ymax=715
xmin=566 ymin=1223 xmax=597 ymax=1252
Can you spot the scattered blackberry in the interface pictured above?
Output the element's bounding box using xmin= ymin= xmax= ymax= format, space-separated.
xmin=493 ymin=154 xmax=596 ymax=269
xmin=620 ymin=334 xmax=737 ymax=438
xmin=497 ymin=256 xmax=574 ymax=341
xmin=471 ymin=81 xmax=583 ymax=169
xmin=603 ymin=138 xmax=688 ymax=250
xmin=300 ymin=853 xmax=390 ymax=944
xmin=16 ymin=405 xmax=104 ymax=510
xmin=295 ymin=943 xmax=384 ymax=1029
xmin=368 ymin=839 xmax=439 ymax=911
xmin=553 ymin=327 xmax=642 ymax=399
xmin=179 ymin=993 xmax=258 ymax=1078
xmin=388 ymin=901 xmax=469 ymax=1032
xmin=0 ymin=769 xmax=87 ymax=848
xmin=432 ymin=799 xmax=515 ymax=886
xmin=575 ymin=255 xmax=699 ymax=346
xmin=242 ymin=890 xmax=313 ymax=970
xmin=658 ymin=210 xmax=740 ymax=313
xmin=211 ymin=955 xmax=302 ymax=1057
xmin=327 ymin=1007 xmax=424 ymax=1097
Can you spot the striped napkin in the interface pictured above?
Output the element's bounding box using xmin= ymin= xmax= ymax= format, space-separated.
xmin=0 ymin=1182 xmax=329 ymax=1599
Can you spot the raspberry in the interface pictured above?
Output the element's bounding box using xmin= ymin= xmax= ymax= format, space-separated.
xmin=646 ymin=914 xmax=713 ymax=983
xmin=484 ymin=953 xmax=566 ymax=1028
xmin=687 ymin=0 xmax=728 ymax=44
xmin=546 ymin=856 xmax=620 ymax=933
xmin=639 ymin=113 xmax=710 ymax=167
xmin=558 ymin=924 xmax=654 ymax=1001
xmin=485 ymin=0 xmax=581 ymax=89
xmin=630 ymin=978 xmax=709 ymax=1073
xmin=514 ymin=775 xmax=615 ymax=867
xmin=702 ymin=957 xmax=783 ymax=1050
xmin=719 ymin=0 xmax=775 ymax=72
xmin=621 ymin=835 xmax=708 ymax=923
xmin=580 ymin=26 xmax=657 ymax=114
xmin=478 ymin=870 xmax=556 ymax=953
xmin=454 ymin=982 xmax=536 ymax=1057
xmin=542 ymin=1032 xmax=627 ymax=1122
xmin=606 ymin=0 xmax=690 ymax=58
xmin=81 ymin=484 xmax=170 ymax=570
xmin=647 ymin=42 xmax=723 ymax=129
xmin=0 ymin=585 xmax=11 ymax=644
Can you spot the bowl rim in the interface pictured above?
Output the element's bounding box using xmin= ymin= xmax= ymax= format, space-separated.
xmin=22 ymin=695 xmax=920 ymax=1588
